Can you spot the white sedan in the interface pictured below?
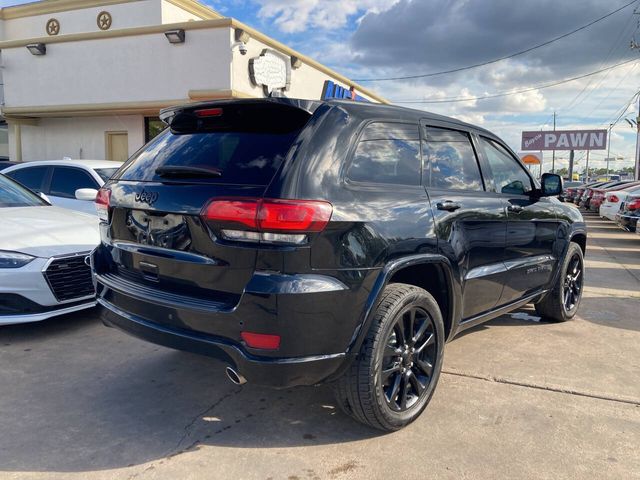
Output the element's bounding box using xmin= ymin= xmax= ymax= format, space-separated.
xmin=0 ymin=174 xmax=99 ymax=325
xmin=599 ymin=185 xmax=640 ymax=221
xmin=2 ymin=159 xmax=121 ymax=215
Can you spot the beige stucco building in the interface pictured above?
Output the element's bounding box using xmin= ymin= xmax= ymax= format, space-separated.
xmin=0 ymin=0 xmax=385 ymax=162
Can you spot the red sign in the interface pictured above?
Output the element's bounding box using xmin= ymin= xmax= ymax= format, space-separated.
xmin=521 ymin=129 xmax=607 ymax=151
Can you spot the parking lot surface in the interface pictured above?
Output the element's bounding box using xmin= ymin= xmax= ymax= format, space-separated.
xmin=1 ymin=210 xmax=639 ymax=480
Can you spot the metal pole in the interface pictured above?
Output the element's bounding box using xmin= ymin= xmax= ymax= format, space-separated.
xmin=636 ymin=96 xmax=640 ymax=180
xmin=568 ymin=150 xmax=575 ymax=180
xmin=552 ymin=111 xmax=556 ymax=173
xmin=606 ymin=123 xmax=612 ymax=179
xmin=585 ymin=150 xmax=590 ymax=182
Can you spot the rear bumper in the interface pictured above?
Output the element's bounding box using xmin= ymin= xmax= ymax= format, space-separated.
xmin=98 ymin=295 xmax=347 ymax=388
xmin=616 ymin=214 xmax=638 ymax=230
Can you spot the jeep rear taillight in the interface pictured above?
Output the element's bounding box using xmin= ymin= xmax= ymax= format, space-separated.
xmin=95 ymin=187 xmax=111 ymax=222
xmin=201 ymin=198 xmax=333 ymax=244
xmin=609 ymin=195 xmax=619 ymax=203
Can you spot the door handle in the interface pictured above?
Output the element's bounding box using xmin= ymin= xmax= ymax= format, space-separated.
xmin=437 ymin=200 xmax=461 ymax=212
xmin=507 ymin=204 xmax=524 ymax=213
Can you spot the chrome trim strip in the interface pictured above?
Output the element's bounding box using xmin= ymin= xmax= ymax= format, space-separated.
xmin=464 ymin=263 xmax=506 ymax=280
xmin=0 ymin=301 xmax=96 ymax=325
xmin=504 ymin=254 xmax=555 ymax=271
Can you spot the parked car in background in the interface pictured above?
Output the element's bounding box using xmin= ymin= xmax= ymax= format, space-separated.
xmin=2 ymin=160 xmax=122 ymax=215
xmin=0 ymin=174 xmax=99 ymax=325
xmin=600 ymin=185 xmax=640 ymax=221
xmin=591 ymin=181 xmax=640 ymax=213
xmin=0 ymin=160 xmax=18 ymax=171
xmin=92 ymin=98 xmax=586 ymax=431
xmin=559 ymin=181 xmax=582 ymax=202
xmin=616 ymin=193 xmax=640 ymax=232
xmin=579 ymin=180 xmax=631 ymax=210
xmin=574 ymin=181 xmax=606 ymax=205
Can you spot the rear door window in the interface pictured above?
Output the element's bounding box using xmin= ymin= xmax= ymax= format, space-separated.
xmin=422 ymin=127 xmax=484 ymax=191
xmin=6 ymin=166 xmax=49 ymax=192
xmin=346 ymin=123 xmax=421 ymax=186
xmin=49 ymin=167 xmax=99 ymax=198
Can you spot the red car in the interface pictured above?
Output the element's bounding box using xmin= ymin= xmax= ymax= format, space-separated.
xmin=590 ymin=181 xmax=640 ymax=211
xmin=574 ymin=181 xmax=607 ymax=205
xmin=581 ymin=180 xmax=634 ymax=210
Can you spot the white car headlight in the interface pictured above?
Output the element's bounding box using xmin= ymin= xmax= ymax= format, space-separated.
xmin=0 ymin=250 xmax=35 ymax=268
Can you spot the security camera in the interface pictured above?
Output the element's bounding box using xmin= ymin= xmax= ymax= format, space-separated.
xmin=232 ymin=41 xmax=248 ymax=55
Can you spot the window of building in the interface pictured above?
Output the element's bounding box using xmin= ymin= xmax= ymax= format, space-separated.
xmin=6 ymin=166 xmax=49 ymax=192
xmin=423 ymin=127 xmax=483 ymax=191
xmin=479 ymin=137 xmax=533 ymax=195
xmin=145 ymin=117 xmax=167 ymax=143
xmin=49 ymin=167 xmax=99 ymax=198
xmin=346 ymin=123 xmax=421 ymax=186
xmin=0 ymin=122 xmax=8 ymax=158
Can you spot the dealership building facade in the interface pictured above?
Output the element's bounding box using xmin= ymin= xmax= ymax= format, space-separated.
xmin=0 ymin=0 xmax=385 ymax=162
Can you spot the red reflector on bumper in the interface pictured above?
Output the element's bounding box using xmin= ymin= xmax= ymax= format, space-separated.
xmin=241 ymin=331 xmax=281 ymax=350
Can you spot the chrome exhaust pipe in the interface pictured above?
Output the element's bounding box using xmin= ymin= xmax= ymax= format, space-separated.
xmin=225 ymin=366 xmax=247 ymax=385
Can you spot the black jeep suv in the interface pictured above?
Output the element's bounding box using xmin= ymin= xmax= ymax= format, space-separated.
xmin=92 ymin=98 xmax=586 ymax=431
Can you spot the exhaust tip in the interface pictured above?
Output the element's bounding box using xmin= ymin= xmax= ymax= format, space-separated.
xmin=225 ymin=366 xmax=247 ymax=385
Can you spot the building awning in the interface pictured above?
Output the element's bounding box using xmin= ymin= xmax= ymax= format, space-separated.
xmin=2 ymin=90 xmax=254 ymax=119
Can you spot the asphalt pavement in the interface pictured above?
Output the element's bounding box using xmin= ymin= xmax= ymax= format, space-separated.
xmin=1 ymin=209 xmax=639 ymax=480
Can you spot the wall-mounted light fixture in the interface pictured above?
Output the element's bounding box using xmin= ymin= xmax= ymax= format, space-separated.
xmin=235 ymin=28 xmax=250 ymax=43
xmin=290 ymin=56 xmax=302 ymax=69
xmin=26 ymin=43 xmax=46 ymax=56
xmin=164 ymin=29 xmax=185 ymax=44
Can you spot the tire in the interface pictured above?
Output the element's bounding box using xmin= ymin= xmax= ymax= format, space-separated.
xmin=333 ymin=283 xmax=445 ymax=431
xmin=535 ymin=242 xmax=584 ymax=322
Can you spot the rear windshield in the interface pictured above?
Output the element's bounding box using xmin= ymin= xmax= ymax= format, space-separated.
xmin=114 ymin=104 xmax=310 ymax=186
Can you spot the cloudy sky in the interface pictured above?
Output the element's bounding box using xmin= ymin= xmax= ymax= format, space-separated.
xmin=211 ymin=0 xmax=640 ymax=173
xmin=3 ymin=0 xmax=640 ymax=172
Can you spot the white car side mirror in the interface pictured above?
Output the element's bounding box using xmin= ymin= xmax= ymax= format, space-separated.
xmin=75 ymin=188 xmax=98 ymax=201
xmin=39 ymin=192 xmax=51 ymax=204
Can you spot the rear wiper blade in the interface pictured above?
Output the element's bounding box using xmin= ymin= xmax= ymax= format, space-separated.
xmin=155 ymin=166 xmax=223 ymax=178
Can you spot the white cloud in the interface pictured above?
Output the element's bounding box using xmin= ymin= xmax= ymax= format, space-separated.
xmin=254 ymin=0 xmax=399 ymax=33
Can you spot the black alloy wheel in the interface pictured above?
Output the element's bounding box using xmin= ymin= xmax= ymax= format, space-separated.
xmin=381 ymin=306 xmax=437 ymax=411
xmin=535 ymin=242 xmax=584 ymax=322
xmin=562 ymin=253 xmax=583 ymax=312
xmin=333 ymin=283 xmax=444 ymax=431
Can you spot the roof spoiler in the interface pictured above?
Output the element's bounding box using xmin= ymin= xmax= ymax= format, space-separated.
xmin=160 ymin=98 xmax=320 ymax=134
xmin=160 ymin=98 xmax=323 ymax=127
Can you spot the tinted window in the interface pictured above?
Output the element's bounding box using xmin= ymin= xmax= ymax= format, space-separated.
xmin=0 ymin=174 xmax=47 ymax=207
xmin=347 ymin=123 xmax=420 ymax=186
xmin=116 ymin=129 xmax=299 ymax=186
xmin=49 ymin=167 xmax=99 ymax=198
xmin=6 ymin=166 xmax=49 ymax=192
xmin=423 ymin=127 xmax=483 ymax=191
xmin=479 ymin=138 xmax=533 ymax=195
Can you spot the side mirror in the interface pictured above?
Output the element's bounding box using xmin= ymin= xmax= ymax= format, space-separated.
xmin=75 ymin=188 xmax=98 ymax=201
xmin=540 ymin=173 xmax=562 ymax=197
